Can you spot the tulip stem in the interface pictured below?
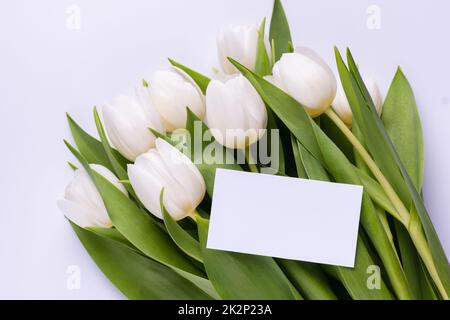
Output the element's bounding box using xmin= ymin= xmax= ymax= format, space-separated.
xmin=245 ymin=145 xmax=259 ymax=173
xmin=324 ymin=107 xmax=448 ymax=299
xmin=324 ymin=108 xmax=409 ymax=222
xmin=189 ymin=210 xmax=201 ymax=222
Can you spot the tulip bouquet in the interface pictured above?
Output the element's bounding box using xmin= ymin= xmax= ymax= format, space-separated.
xmin=60 ymin=0 xmax=450 ymax=300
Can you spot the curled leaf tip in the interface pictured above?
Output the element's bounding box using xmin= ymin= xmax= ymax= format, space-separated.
xmin=167 ymin=58 xmax=177 ymax=65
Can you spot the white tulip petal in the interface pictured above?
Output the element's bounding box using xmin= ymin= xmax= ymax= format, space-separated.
xmin=205 ymin=75 xmax=267 ymax=149
xmin=128 ymin=164 xmax=164 ymax=218
xmin=272 ymin=50 xmax=337 ymax=117
xmin=58 ymin=164 xmax=124 ymax=228
xmin=127 ymin=139 xmax=206 ymax=221
xmin=102 ymin=90 xmax=164 ymax=161
xmin=156 ymin=139 xmax=206 ymax=204
xmin=332 ymin=76 xmax=383 ymax=126
xmin=149 ymin=70 xmax=205 ymax=131
xmin=217 ymin=25 xmax=261 ymax=74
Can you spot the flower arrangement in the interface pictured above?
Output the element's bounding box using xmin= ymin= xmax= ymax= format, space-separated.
xmin=59 ymin=0 xmax=450 ymax=300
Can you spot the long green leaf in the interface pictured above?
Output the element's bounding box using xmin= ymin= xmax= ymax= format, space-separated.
xmin=255 ymin=18 xmax=272 ymax=76
xmin=197 ymin=216 xmax=299 ymax=299
xmin=381 ymin=68 xmax=428 ymax=299
xmin=325 ymin=237 xmax=394 ymax=300
xmin=278 ymin=259 xmax=337 ymax=300
xmin=355 ymin=168 xmax=397 ymax=217
xmin=254 ymin=16 xmax=285 ymax=174
xmin=381 ymin=68 xmax=424 ymax=193
xmin=298 ymin=140 xmax=329 ymax=181
xmin=86 ymin=226 xmax=138 ymax=251
xmin=64 ymin=140 xmax=203 ymax=277
xmin=93 ymin=107 xmax=136 ymax=197
xmin=394 ymin=222 xmax=426 ymax=299
xmin=320 ymin=114 xmax=355 ymax=162
xmin=72 ymin=223 xmax=212 ymax=299
xmin=269 ymin=0 xmax=292 ymax=61
xmin=290 ymin=135 xmax=307 ymax=178
xmin=161 ymin=191 xmax=203 ymax=263
xmin=66 ymin=113 xmax=128 ymax=171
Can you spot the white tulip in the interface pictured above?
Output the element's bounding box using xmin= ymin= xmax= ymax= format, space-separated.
xmin=57 ymin=164 xmax=127 ymax=228
xmin=128 ymin=138 xmax=206 ymax=221
xmin=217 ymin=24 xmax=270 ymax=75
xmin=102 ymin=86 xmax=165 ymax=161
xmin=332 ymin=76 xmax=383 ymax=126
xmin=148 ymin=70 xmax=205 ymax=132
xmin=205 ymin=75 xmax=268 ymax=149
xmin=272 ymin=47 xmax=337 ymax=117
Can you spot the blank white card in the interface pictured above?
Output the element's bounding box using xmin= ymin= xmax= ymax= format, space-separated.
xmin=207 ymin=169 xmax=363 ymax=268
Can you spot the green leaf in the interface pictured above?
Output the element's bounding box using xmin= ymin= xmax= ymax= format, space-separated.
xmin=93 ymin=107 xmax=136 ymax=197
xmin=168 ymin=59 xmax=211 ymax=94
xmin=355 ymin=167 xmax=398 ymax=219
xmin=197 ymin=216 xmax=299 ymax=299
xmin=68 ymin=161 xmax=78 ymax=171
xmin=86 ymin=226 xmax=138 ymax=251
xmin=376 ymin=68 xmax=429 ymax=299
xmin=255 ymin=18 xmax=271 ymax=76
xmin=278 ymin=259 xmax=337 ymax=300
xmin=161 ymin=190 xmax=203 ymax=263
xmin=254 ymin=17 xmax=286 ymax=175
xmin=64 ymin=140 xmax=204 ymax=277
xmin=269 ymin=0 xmax=292 ymax=62
xmin=320 ymin=114 xmax=355 ymax=162
xmin=259 ymin=105 xmax=285 ymax=175
xmin=381 ymin=67 xmax=424 ymax=191
xmin=394 ymin=221 xmax=426 ymax=299
xmin=72 ymin=223 xmax=212 ymax=299
xmin=297 ymin=140 xmax=329 ymax=181
xmin=381 ymin=68 xmax=428 ymax=299
xmin=338 ymin=47 xmax=450 ymax=297
xmin=325 ymin=238 xmax=394 ymax=300
xmin=290 ymin=134 xmax=307 ymax=178
xmin=66 ymin=113 xmax=128 ymax=171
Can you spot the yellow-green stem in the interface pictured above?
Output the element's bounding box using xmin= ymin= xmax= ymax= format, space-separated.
xmin=245 ymin=145 xmax=259 ymax=173
xmin=188 ymin=209 xmax=201 ymax=222
xmin=324 ymin=108 xmax=448 ymax=300
xmin=324 ymin=109 xmax=409 ymax=222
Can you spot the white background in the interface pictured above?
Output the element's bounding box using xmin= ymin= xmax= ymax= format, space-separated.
xmin=0 ymin=0 xmax=449 ymax=299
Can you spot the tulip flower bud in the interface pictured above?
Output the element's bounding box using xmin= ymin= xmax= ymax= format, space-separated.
xmin=102 ymin=86 xmax=165 ymax=161
xmin=332 ymin=77 xmax=383 ymax=126
xmin=57 ymin=164 xmax=127 ymax=228
xmin=217 ymin=25 xmax=270 ymax=75
xmin=148 ymin=70 xmax=205 ymax=132
xmin=128 ymin=138 xmax=206 ymax=220
xmin=272 ymin=47 xmax=337 ymax=117
xmin=205 ymin=75 xmax=268 ymax=149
